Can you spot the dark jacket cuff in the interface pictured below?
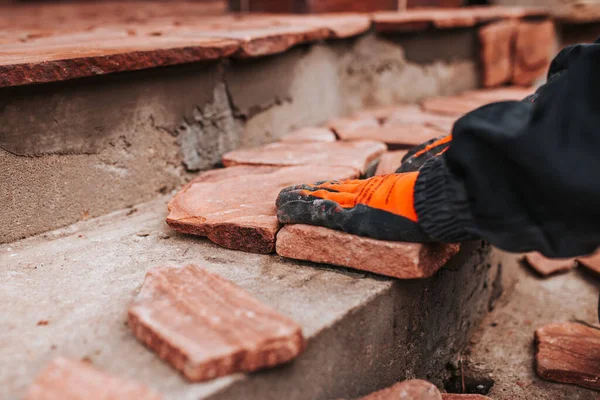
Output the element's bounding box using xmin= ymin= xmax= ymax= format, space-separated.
xmin=414 ymin=156 xmax=478 ymax=243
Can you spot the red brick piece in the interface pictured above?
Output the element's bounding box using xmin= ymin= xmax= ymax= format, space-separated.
xmin=577 ymin=251 xmax=600 ymax=274
xmin=276 ymin=224 xmax=460 ymax=279
xmin=25 ymin=357 xmax=161 ymax=400
xmin=442 ymin=395 xmax=493 ymax=400
xmin=328 ymin=116 xmax=380 ymax=135
xmin=384 ymin=104 xmax=456 ymax=133
xmin=129 ymin=265 xmax=305 ymax=382
xmin=222 ymin=140 xmax=386 ymax=175
xmin=535 ymin=322 xmax=600 ymax=391
xmin=460 ymin=87 xmax=534 ymax=103
xmin=167 ymin=165 xmax=358 ymax=254
xmin=280 ymin=127 xmax=337 ymax=143
xmin=523 ymin=252 xmax=577 ymax=277
xmin=478 ymin=20 xmax=517 ymax=88
xmin=375 ymin=150 xmax=409 ymax=175
xmin=513 ymin=20 xmax=555 ymax=86
xmin=229 ymin=0 xmax=397 ymax=13
xmin=361 ymin=379 xmax=442 ymax=399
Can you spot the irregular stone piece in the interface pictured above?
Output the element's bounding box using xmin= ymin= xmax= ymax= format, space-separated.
xmin=384 ymin=104 xmax=456 ymax=133
xmin=441 ymin=395 xmax=492 ymax=400
xmin=129 ymin=265 xmax=305 ymax=382
xmin=336 ymin=125 xmax=444 ymax=149
xmin=25 ymin=357 xmax=161 ymax=400
xmin=361 ymin=379 xmax=442 ymax=399
xmin=167 ymin=165 xmax=358 ymax=254
xmin=577 ymin=251 xmax=600 ymax=274
xmin=513 ymin=20 xmax=556 ymax=86
xmin=222 ymin=140 xmax=386 ymax=175
xmin=478 ymin=20 xmax=516 ymax=88
xmin=460 ymin=87 xmax=534 ymax=103
xmin=523 ymin=252 xmax=577 ymax=277
xmin=280 ymin=127 xmax=337 ymax=143
xmin=375 ymin=150 xmax=409 ymax=176
xmin=535 ymin=322 xmax=600 ymax=391
xmin=276 ymin=224 xmax=460 ymax=279
xmin=328 ymin=116 xmax=380 ymax=136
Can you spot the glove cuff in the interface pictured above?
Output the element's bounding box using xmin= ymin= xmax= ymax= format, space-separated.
xmin=414 ymin=156 xmax=478 ymax=243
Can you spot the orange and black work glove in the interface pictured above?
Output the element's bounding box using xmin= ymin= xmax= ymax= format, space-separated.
xmin=397 ymin=135 xmax=451 ymax=173
xmin=276 ymin=172 xmax=433 ymax=242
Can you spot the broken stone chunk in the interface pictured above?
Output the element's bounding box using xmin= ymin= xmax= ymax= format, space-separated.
xmin=167 ymin=165 xmax=358 ymax=254
xmin=25 ymin=357 xmax=161 ymax=400
xmin=577 ymin=251 xmax=600 ymax=274
xmin=222 ymin=140 xmax=386 ymax=175
xmin=460 ymin=87 xmax=533 ymax=103
xmin=478 ymin=20 xmax=516 ymax=88
xmin=384 ymin=104 xmax=456 ymax=133
xmin=513 ymin=20 xmax=555 ymax=86
xmin=375 ymin=150 xmax=409 ymax=176
xmin=421 ymin=96 xmax=486 ymax=117
xmin=327 ymin=116 xmax=380 ymax=137
xmin=276 ymin=224 xmax=460 ymax=279
xmin=523 ymin=252 xmax=576 ymax=277
xmin=535 ymin=322 xmax=600 ymax=391
xmin=361 ymin=379 xmax=442 ymax=399
xmin=280 ymin=127 xmax=337 ymax=143
xmin=441 ymin=395 xmax=493 ymax=400
xmin=129 ymin=265 xmax=305 ymax=382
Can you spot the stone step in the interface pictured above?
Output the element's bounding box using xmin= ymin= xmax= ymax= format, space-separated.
xmin=0 ymin=195 xmax=502 ymax=400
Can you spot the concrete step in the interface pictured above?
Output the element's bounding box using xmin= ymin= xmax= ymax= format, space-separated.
xmin=1 ymin=195 xmax=502 ymax=400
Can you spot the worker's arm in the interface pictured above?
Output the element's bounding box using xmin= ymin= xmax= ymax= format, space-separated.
xmin=278 ymin=40 xmax=600 ymax=258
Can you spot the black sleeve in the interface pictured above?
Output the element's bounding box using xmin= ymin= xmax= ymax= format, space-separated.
xmin=414 ymin=40 xmax=600 ymax=258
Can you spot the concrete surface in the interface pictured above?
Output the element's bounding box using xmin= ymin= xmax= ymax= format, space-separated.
xmin=461 ymin=255 xmax=600 ymax=400
xmin=1 ymin=195 xmax=500 ymax=400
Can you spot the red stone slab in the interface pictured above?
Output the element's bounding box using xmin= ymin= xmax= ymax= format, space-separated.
xmin=222 ymin=140 xmax=386 ymax=174
xmin=167 ymin=165 xmax=358 ymax=254
xmin=280 ymin=127 xmax=337 ymax=143
xmin=441 ymin=395 xmax=492 ymax=400
xmin=535 ymin=322 xmax=600 ymax=391
xmin=276 ymin=224 xmax=460 ymax=279
xmin=328 ymin=116 xmax=380 ymax=136
xmin=375 ymin=150 xmax=409 ymax=175
xmin=384 ymin=104 xmax=457 ymax=133
xmin=129 ymin=264 xmax=305 ymax=382
xmin=460 ymin=87 xmax=533 ymax=102
xmin=478 ymin=20 xmax=516 ymax=88
xmin=229 ymin=0 xmax=397 ymax=14
xmin=523 ymin=253 xmax=577 ymax=277
xmin=270 ymin=14 xmax=372 ymax=39
xmin=577 ymin=251 xmax=600 ymax=274
xmin=25 ymin=357 xmax=161 ymax=400
xmin=513 ymin=20 xmax=555 ymax=86
xmin=360 ymin=379 xmax=442 ymax=399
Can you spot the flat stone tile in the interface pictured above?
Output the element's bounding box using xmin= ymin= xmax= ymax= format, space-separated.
xmin=384 ymin=104 xmax=457 ymax=133
xmin=422 ymin=87 xmax=532 ymax=117
xmin=280 ymin=127 xmax=337 ymax=143
xmin=460 ymin=87 xmax=533 ymax=102
xmin=513 ymin=20 xmax=555 ymax=86
xmin=360 ymin=379 xmax=442 ymax=399
xmin=276 ymin=224 xmax=460 ymax=279
xmin=25 ymin=358 xmax=162 ymax=400
xmin=577 ymin=251 xmax=600 ymax=274
xmin=222 ymin=140 xmax=386 ymax=174
xmin=523 ymin=253 xmax=577 ymax=277
xmin=129 ymin=265 xmax=305 ymax=382
xmin=441 ymin=395 xmax=492 ymax=399
xmin=478 ymin=20 xmax=517 ymax=88
xmin=270 ymin=14 xmax=372 ymax=38
xmin=375 ymin=150 xmax=409 ymax=175
xmin=167 ymin=165 xmax=358 ymax=254
xmin=328 ymin=116 xmax=380 ymax=137
xmin=535 ymin=322 xmax=600 ymax=391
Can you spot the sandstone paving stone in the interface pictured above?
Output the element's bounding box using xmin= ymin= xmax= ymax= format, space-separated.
xmin=577 ymin=251 xmax=600 ymax=274
xmin=422 ymin=87 xmax=532 ymax=117
xmin=513 ymin=20 xmax=555 ymax=86
xmin=360 ymin=379 xmax=442 ymax=399
xmin=441 ymin=394 xmax=492 ymax=399
xmin=384 ymin=104 xmax=457 ymax=133
xmin=25 ymin=357 xmax=162 ymax=400
xmin=167 ymin=165 xmax=358 ymax=254
xmin=460 ymin=86 xmax=533 ymax=103
xmin=523 ymin=252 xmax=577 ymax=277
xmin=478 ymin=20 xmax=517 ymax=88
xmin=280 ymin=127 xmax=337 ymax=143
xmin=328 ymin=116 xmax=380 ymax=136
xmin=276 ymin=224 xmax=460 ymax=279
xmin=375 ymin=150 xmax=409 ymax=176
xmin=129 ymin=264 xmax=305 ymax=382
xmin=222 ymin=140 xmax=386 ymax=174
xmin=535 ymin=322 xmax=600 ymax=391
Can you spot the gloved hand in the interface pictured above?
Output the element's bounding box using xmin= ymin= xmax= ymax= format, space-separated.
xmin=276 ymin=171 xmax=433 ymax=242
xmin=397 ymin=135 xmax=451 ymax=173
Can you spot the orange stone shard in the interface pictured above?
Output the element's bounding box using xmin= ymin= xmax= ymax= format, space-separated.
xmin=25 ymin=357 xmax=161 ymax=400
xmin=441 ymin=394 xmax=493 ymax=399
xmin=360 ymin=379 xmax=442 ymax=399
xmin=375 ymin=150 xmax=409 ymax=176
xmin=167 ymin=165 xmax=358 ymax=254
xmin=276 ymin=224 xmax=460 ymax=279
xmin=478 ymin=20 xmax=517 ymax=88
xmin=128 ymin=265 xmax=305 ymax=382
xmin=577 ymin=251 xmax=600 ymax=274
xmin=280 ymin=127 xmax=337 ymax=143
xmin=523 ymin=252 xmax=576 ymax=277
xmin=535 ymin=322 xmax=600 ymax=391
xmin=512 ymin=20 xmax=555 ymax=86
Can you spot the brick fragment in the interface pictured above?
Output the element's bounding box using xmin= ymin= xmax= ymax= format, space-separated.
xmin=442 ymin=394 xmax=493 ymax=399
xmin=478 ymin=20 xmax=517 ymax=88
xmin=276 ymin=224 xmax=460 ymax=279
xmin=535 ymin=322 xmax=600 ymax=391
xmin=129 ymin=265 xmax=305 ymax=382
xmin=167 ymin=165 xmax=358 ymax=254
xmin=375 ymin=150 xmax=409 ymax=175
xmin=25 ymin=357 xmax=161 ymax=400
xmin=523 ymin=252 xmax=576 ymax=277
xmin=361 ymin=379 xmax=442 ymax=399
xmin=328 ymin=116 xmax=380 ymax=137
xmin=577 ymin=251 xmax=600 ymax=274
xmin=513 ymin=20 xmax=555 ymax=86
xmin=384 ymin=104 xmax=456 ymax=133
xmin=280 ymin=127 xmax=337 ymax=143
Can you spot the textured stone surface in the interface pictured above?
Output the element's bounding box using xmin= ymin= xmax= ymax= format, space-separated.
xmin=328 ymin=116 xmax=380 ymax=137
xmin=222 ymin=140 xmax=386 ymax=174
xmin=578 ymin=251 xmax=600 ymax=274
xmin=361 ymin=380 xmax=442 ymax=399
xmin=441 ymin=395 xmax=492 ymax=399
xmin=523 ymin=253 xmax=576 ymax=277
xmin=384 ymin=105 xmax=456 ymax=133
xmin=460 ymin=87 xmax=533 ymax=102
xmin=25 ymin=358 xmax=162 ymax=400
xmin=276 ymin=224 xmax=460 ymax=279
xmin=129 ymin=264 xmax=305 ymax=382
xmin=478 ymin=20 xmax=516 ymax=88
xmin=167 ymin=165 xmax=358 ymax=254
xmin=535 ymin=322 xmax=600 ymax=391
xmin=230 ymin=0 xmax=397 ymax=13
xmin=375 ymin=150 xmax=409 ymax=175
xmin=280 ymin=127 xmax=337 ymax=143
xmin=513 ymin=20 xmax=556 ymax=86
xmin=422 ymin=87 xmax=532 ymax=116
